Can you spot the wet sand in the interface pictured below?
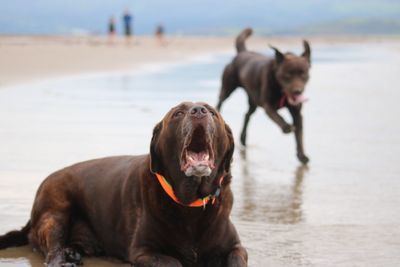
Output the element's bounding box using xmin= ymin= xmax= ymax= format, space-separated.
xmin=1 ymin=38 xmax=400 ymax=266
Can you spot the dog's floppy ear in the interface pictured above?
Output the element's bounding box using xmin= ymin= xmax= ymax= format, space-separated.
xmin=221 ymin=122 xmax=235 ymax=173
xmin=302 ymin=40 xmax=311 ymax=64
xmin=150 ymin=121 xmax=162 ymax=173
xmin=269 ymin=45 xmax=285 ymax=64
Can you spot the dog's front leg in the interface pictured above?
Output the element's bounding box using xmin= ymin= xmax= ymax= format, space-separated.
xmin=130 ymin=247 xmax=183 ymax=267
xmin=264 ymin=104 xmax=294 ymax=133
xmin=289 ymin=106 xmax=309 ymax=164
xmin=226 ymin=245 xmax=248 ymax=267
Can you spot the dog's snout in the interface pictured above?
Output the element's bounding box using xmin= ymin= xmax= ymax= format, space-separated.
xmin=293 ymin=89 xmax=303 ymax=95
xmin=189 ymin=105 xmax=208 ymax=118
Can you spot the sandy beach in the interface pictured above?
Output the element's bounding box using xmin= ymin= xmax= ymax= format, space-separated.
xmin=0 ymin=35 xmax=251 ymax=87
xmin=1 ymin=35 xmax=398 ymax=88
xmin=1 ymin=35 xmax=400 ymax=267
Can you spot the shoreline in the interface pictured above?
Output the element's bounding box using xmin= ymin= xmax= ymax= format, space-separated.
xmin=1 ymin=35 xmax=399 ymax=88
xmin=0 ymin=50 xmax=230 ymax=91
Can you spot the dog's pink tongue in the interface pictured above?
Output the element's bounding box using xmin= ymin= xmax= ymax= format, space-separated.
xmin=182 ymin=151 xmax=215 ymax=177
xmin=187 ymin=151 xmax=210 ymax=166
xmin=289 ymin=94 xmax=308 ymax=105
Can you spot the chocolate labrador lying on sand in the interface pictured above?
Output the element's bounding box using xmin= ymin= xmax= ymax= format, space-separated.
xmin=0 ymin=102 xmax=247 ymax=267
xmin=216 ymin=28 xmax=311 ymax=164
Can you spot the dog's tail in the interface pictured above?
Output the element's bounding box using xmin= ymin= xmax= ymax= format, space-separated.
xmin=235 ymin=28 xmax=253 ymax=53
xmin=0 ymin=220 xmax=31 ymax=249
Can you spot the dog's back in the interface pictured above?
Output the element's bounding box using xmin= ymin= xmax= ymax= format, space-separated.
xmin=234 ymin=52 xmax=271 ymax=98
xmin=234 ymin=28 xmax=272 ymax=74
xmin=218 ymin=28 xmax=273 ymax=108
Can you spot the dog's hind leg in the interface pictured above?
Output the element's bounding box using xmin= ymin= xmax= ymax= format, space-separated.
xmin=29 ymin=175 xmax=83 ymax=267
xmin=30 ymin=211 xmax=82 ymax=267
xmin=240 ymin=98 xmax=257 ymax=146
xmin=68 ymin=218 xmax=103 ymax=257
xmin=48 ymin=219 xmax=104 ymax=266
xmin=216 ymin=63 xmax=238 ymax=111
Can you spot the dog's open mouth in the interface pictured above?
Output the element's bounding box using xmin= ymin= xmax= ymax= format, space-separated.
xmin=180 ymin=125 xmax=215 ymax=177
xmin=287 ymin=93 xmax=307 ymax=106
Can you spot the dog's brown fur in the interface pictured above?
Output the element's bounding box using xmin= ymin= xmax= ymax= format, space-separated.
xmin=0 ymin=102 xmax=247 ymax=267
xmin=217 ymin=28 xmax=311 ymax=164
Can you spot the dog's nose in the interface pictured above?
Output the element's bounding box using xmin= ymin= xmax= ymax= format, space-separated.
xmin=190 ymin=105 xmax=208 ymax=118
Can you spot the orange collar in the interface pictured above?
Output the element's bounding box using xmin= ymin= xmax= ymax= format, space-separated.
xmin=155 ymin=173 xmax=224 ymax=208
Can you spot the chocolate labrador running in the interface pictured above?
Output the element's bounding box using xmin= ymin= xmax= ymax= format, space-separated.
xmin=0 ymin=102 xmax=247 ymax=267
xmin=216 ymin=28 xmax=311 ymax=164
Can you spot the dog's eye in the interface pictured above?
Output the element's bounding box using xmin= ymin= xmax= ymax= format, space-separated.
xmin=173 ymin=110 xmax=184 ymax=117
xmin=209 ymin=110 xmax=216 ymax=116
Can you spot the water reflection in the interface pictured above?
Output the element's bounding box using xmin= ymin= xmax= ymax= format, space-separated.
xmin=0 ymin=246 xmax=130 ymax=267
xmin=237 ymin=148 xmax=308 ymax=224
xmin=0 ymin=246 xmax=38 ymax=267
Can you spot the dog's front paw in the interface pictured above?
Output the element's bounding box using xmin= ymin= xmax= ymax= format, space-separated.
xmin=297 ymin=153 xmax=309 ymax=164
xmin=282 ymin=124 xmax=295 ymax=134
xmin=63 ymin=248 xmax=82 ymax=266
xmin=227 ymin=246 xmax=248 ymax=267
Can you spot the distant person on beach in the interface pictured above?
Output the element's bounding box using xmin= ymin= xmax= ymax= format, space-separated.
xmin=155 ymin=24 xmax=167 ymax=46
xmin=108 ymin=16 xmax=116 ymax=44
xmin=122 ymin=9 xmax=133 ymax=45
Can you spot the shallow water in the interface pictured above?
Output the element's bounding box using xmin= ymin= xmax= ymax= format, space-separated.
xmin=1 ymin=41 xmax=400 ymax=266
